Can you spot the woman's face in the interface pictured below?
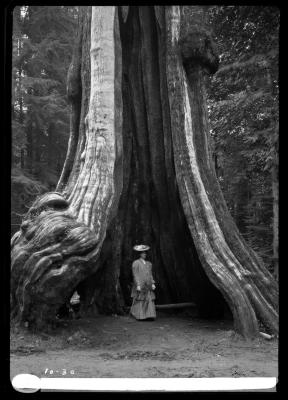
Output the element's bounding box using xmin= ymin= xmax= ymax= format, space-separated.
xmin=140 ymin=252 xmax=147 ymax=259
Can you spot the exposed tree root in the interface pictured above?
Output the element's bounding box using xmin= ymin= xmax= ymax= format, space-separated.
xmin=11 ymin=193 xmax=99 ymax=329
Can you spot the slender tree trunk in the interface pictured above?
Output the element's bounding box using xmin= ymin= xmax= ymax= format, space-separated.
xmin=266 ymin=66 xmax=279 ymax=281
xmin=18 ymin=65 xmax=25 ymax=169
xmin=47 ymin=122 xmax=58 ymax=179
xmin=26 ymin=122 xmax=34 ymax=173
xmin=20 ymin=148 xmax=25 ymax=169
xmin=272 ymin=123 xmax=279 ymax=280
xmin=25 ymin=85 xmax=34 ymax=173
xmin=214 ymin=153 xmax=219 ymax=178
xmin=11 ymin=6 xmax=278 ymax=337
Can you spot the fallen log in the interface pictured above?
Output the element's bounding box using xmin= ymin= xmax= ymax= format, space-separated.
xmin=125 ymin=302 xmax=196 ymax=312
xmin=156 ymin=302 xmax=196 ymax=310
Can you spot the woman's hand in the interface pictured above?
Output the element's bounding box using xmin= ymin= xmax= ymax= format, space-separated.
xmin=136 ymin=285 xmax=141 ymax=291
xmin=152 ymin=284 xmax=156 ymax=290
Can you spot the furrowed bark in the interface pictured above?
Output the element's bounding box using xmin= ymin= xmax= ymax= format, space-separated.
xmin=11 ymin=6 xmax=123 ymax=329
xmin=56 ymin=9 xmax=83 ymax=192
xmin=165 ymin=5 xmax=278 ymax=336
xmin=271 ymin=122 xmax=279 ymax=282
xmin=83 ymin=6 xmax=223 ymax=314
xmin=75 ymin=7 xmax=201 ymax=318
xmin=63 ymin=7 xmax=92 ymax=198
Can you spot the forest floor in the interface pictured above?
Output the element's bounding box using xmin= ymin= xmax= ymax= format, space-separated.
xmin=10 ymin=310 xmax=278 ymax=390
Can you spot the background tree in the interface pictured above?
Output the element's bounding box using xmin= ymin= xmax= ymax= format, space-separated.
xmin=205 ymin=6 xmax=279 ymax=277
xmin=11 ymin=6 xmax=278 ymax=337
xmin=11 ymin=6 xmax=78 ymax=235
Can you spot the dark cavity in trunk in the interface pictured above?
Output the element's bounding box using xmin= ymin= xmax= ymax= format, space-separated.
xmin=77 ymin=6 xmax=231 ymax=320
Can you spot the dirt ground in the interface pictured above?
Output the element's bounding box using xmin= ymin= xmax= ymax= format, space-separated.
xmin=10 ymin=310 xmax=278 ymax=388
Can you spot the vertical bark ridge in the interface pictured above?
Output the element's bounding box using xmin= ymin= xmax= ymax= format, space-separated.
xmin=185 ymin=48 xmax=278 ymax=321
xmin=66 ymin=7 xmax=122 ymax=234
xmin=188 ymin=66 xmax=277 ymax=294
xmin=155 ymin=7 xmax=209 ymax=306
xmin=11 ymin=6 xmax=123 ymax=327
xmin=88 ymin=6 xmax=226 ymax=312
xmin=139 ymin=7 xmax=192 ymax=300
xmin=165 ymin=5 xmax=278 ymax=335
xmin=165 ymin=5 xmax=259 ymax=337
xmin=179 ymin=8 xmax=278 ymax=311
xmin=56 ymin=9 xmax=83 ymax=192
xmin=64 ymin=7 xmax=92 ymax=198
xmin=127 ymin=7 xmax=174 ymax=302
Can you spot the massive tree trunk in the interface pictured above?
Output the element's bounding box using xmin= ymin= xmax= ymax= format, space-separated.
xmin=11 ymin=6 xmax=278 ymax=337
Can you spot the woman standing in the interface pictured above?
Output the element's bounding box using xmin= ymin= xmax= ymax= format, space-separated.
xmin=130 ymin=245 xmax=156 ymax=320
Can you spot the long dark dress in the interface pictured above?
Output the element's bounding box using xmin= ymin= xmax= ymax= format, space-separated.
xmin=130 ymin=259 xmax=156 ymax=320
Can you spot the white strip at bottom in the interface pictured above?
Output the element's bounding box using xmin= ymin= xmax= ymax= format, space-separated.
xmin=12 ymin=375 xmax=277 ymax=392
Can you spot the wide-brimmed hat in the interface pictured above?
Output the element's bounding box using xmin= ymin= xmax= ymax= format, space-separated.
xmin=133 ymin=244 xmax=150 ymax=252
